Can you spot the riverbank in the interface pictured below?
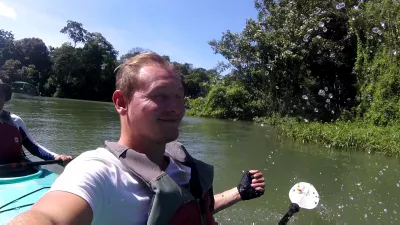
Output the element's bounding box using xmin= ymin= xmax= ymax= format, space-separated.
xmin=253 ymin=116 xmax=400 ymax=158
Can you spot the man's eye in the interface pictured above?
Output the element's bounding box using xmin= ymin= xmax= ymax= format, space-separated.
xmin=154 ymin=95 xmax=167 ymax=100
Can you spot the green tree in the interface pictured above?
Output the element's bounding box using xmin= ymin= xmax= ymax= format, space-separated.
xmin=0 ymin=29 xmax=15 ymax=67
xmin=60 ymin=20 xmax=88 ymax=47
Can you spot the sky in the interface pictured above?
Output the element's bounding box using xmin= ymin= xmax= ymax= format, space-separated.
xmin=0 ymin=0 xmax=258 ymax=70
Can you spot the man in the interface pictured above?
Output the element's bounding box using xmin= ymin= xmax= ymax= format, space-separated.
xmin=9 ymin=52 xmax=266 ymax=225
xmin=0 ymin=79 xmax=72 ymax=164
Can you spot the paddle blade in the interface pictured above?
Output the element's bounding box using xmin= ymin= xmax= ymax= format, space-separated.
xmin=289 ymin=182 xmax=319 ymax=209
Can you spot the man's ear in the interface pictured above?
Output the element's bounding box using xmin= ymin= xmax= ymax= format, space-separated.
xmin=112 ymin=90 xmax=128 ymax=115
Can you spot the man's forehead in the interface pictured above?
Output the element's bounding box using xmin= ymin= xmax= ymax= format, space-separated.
xmin=137 ymin=65 xmax=181 ymax=89
xmin=138 ymin=65 xmax=179 ymax=82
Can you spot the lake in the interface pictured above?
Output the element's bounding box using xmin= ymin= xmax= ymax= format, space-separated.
xmin=5 ymin=96 xmax=400 ymax=225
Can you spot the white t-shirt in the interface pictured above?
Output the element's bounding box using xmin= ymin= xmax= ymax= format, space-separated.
xmin=49 ymin=147 xmax=192 ymax=225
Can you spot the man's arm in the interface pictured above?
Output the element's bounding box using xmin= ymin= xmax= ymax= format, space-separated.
xmin=213 ymin=187 xmax=242 ymax=214
xmin=213 ymin=170 xmax=265 ymax=214
xmin=9 ymin=191 xmax=93 ymax=225
xmin=9 ymin=156 xmax=107 ymax=224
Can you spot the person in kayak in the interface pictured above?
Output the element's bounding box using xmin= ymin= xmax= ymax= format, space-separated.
xmin=0 ymin=79 xmax=72 ymax=165
xmin=9 ymin=52 xmax=266 ymax=225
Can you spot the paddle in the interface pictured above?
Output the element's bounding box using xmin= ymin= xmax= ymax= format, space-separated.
xmin=0 ymin=159 xmax=64 ymax=170
xmin=278 ymin=182 xmax=320 ymax=225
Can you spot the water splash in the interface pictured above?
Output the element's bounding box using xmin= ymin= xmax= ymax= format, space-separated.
xmin=304 ymin=34 xmax=311 ymax=42
xmin=336 ymin=3 xmax=345 ymax=9
xmin=372 ymin=27 xmax=381 ymax=34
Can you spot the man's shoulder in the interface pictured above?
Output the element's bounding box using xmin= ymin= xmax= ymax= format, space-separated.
xmin=70 ymin=147 xmax=118 ymax=166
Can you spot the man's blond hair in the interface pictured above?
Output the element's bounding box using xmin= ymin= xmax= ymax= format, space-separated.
xmin=115 ymin=52 xmax=178 ymax=100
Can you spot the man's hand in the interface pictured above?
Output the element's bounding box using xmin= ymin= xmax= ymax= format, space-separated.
xmin=237 ymin=170 xmax=265 ymax=200
xmin=54 ymin=154 xmax=73 ymax=165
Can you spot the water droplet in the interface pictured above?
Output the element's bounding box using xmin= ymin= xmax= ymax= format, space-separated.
xmin=318 ymin=89 xmax=326 ymax=96
xmin=324 ymin=87 xmax=328 ymax=91
xmin=369 ymin=190 xmax=373 ymax=195
xmin=350 ymin=196 xmax=354 ymax=200
xmin=334 ymin=178 xmax=337 ymax=181
xmin=356 ymin=182 xmax=361 ymax=186
xmin=302 ymin=95 xmax=308 ymax=100
xmin=318 ymin=22 xmax=325 ymax=27
xmin=314 ymin=108 xmax=319 ymax=113
xmin=368 ymin=35 xmax=374 ymax=40
xmin=384 ymin=209 xmax=388 ymax=213
xmin=372 ymin=27 xmax=380 ymax=34
xmin=364 ymin=214 xmax=368 ymax=218
xmin=336 ymin=3 xmax=345 ymax=9
xmin=331 ymin=110 xmax=335 ymax=114
xmin=375 ymin=177 xmax=379 ymax=181
xmin=275 ymin=86 xmax=280 ymax=89
xmin=379 ymin=201 xmax=383 ymax=205
xmin=394 ymin=50 xmax=397 ymax=55
xmin=329 ymin=93 xmax=333 ymax=98
xmin=359 ymin=0 xmax=364 ymax=3
xmin=354 ymin=5 xmax=360 ymax=10
xmin=272 ymin=162 xmax=275 ymax=164
xmin=396 ymin=183 xmax=400 ymax=188
xmin=377 ymin=30 xmax=382 ymax=35
xmin=303 ymin=34 xmax=310 ymax=42
xmin=379 ymin=170 xmax=384 ymax=175
xmin=323 ymin=27 xmax=328 ymax=32
xmin=381 ymin=22 xmax=386 ymax=29
xmin=304 ymin=119 xmax=309 ymax=123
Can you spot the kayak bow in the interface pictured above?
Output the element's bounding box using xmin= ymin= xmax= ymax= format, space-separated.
xmin=0 ymin=160 xmax=59 ymax=224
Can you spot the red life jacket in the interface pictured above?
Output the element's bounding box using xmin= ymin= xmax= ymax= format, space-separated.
xmin=0 ymin=111 xmax=23 ymax=163
xmin=105 ymin=141 xmax=217 ymax=225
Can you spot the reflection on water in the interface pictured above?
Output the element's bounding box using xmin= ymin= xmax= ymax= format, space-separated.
xmin=6 ymin=97 xmax=400 ymax=225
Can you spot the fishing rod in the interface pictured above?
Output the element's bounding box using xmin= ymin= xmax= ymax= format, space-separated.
xmin=278 ymin=182 xmax=320 ymax=225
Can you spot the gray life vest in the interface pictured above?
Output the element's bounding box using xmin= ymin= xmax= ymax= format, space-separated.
xmin=105 ymin=141 xmax=216 ymax=225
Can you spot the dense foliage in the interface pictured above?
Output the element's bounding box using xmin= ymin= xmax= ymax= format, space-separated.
xmin=187 ymin=0 xmax=399 ymax=128
xmin=0 ymin=21 xmax=218 ymax=101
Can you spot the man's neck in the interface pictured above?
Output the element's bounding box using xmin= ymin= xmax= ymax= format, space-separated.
xmin=118 ymin=136 xmax=169 ymax=170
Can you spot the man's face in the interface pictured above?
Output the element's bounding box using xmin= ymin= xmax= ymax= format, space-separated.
xmin=0 ymin=89 xmax=5 ymax=111
xmin=126 ymin=65 xmax=185 ymax=144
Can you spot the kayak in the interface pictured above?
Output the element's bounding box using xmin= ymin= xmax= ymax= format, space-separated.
xmin=0 ymin=161 xmax=59 ymax=224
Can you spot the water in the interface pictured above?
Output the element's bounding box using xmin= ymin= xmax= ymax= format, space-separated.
xmin=5 ymin=96 xmax=400 ymax=224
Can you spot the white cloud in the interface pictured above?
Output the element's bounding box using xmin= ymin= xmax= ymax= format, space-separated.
xmin=0 ymin=1 xmax=16 ymax=19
